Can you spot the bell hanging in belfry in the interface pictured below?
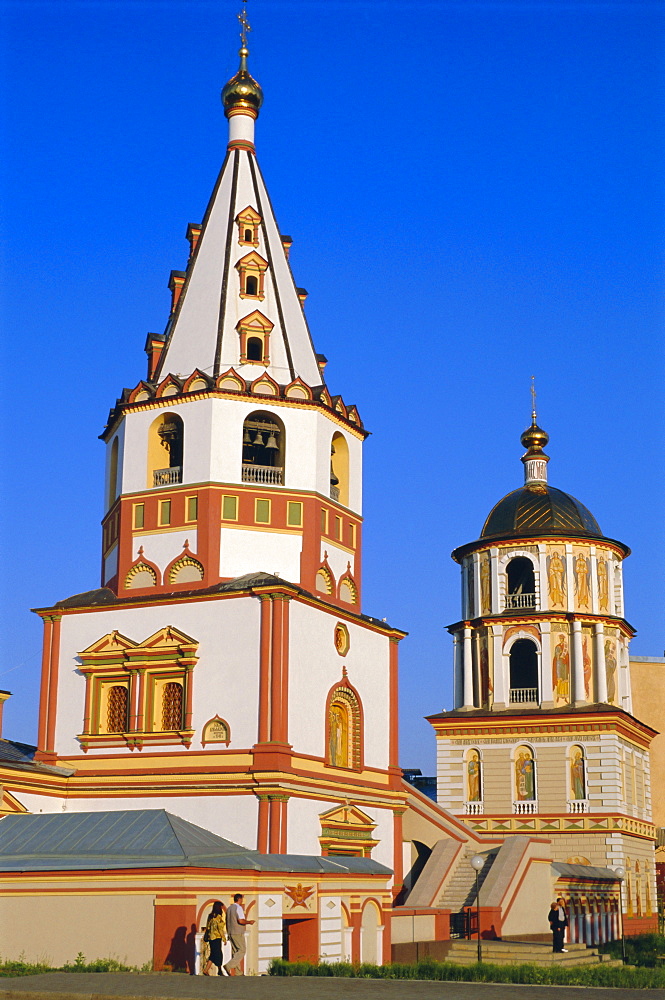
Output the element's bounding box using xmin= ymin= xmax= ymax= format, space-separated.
xmin=243 ymin=428 xmax=252 ymax=445
xmin=253 ymin=431 xmax=264 ymax=447
xmin=265 ymin=431 xmax=278 ymax=450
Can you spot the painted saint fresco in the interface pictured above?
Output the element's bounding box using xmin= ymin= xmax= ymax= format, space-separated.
xmin=552 ymin=632 xmax=570 ymax=703
xmin=479 ymin=554 xmax=491 ymax=614
xmin=597 ymin=558 xmax=609 ymax=612
xmin=515 ymin=746 xmax=536 ymax=801
xmin=574 ymin=549 xmax=591 ymax=610
xmin=570 ymin=746 xmax=586 ymax=800
xmin=605 ymin=638 xmax=618 ymax=704
xmin=328 ymin=702 xmax=348 ymax=767
xmin=582 ymin=634 xmax=592 ymax=700
xmin=547 ymin=549 xmax=566 ymax=609
xmin=467 ymin=749 xmax=482 ymax=802
xmin=479 ymin=637 xmax=493 ymax=708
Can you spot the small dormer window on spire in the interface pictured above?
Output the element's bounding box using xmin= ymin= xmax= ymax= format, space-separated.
xmin=236 ymin=251 xmax=268 ymax=300
xmin=236 ymin=206 xmax=261 ymax=247
xmin=237 ymin=310 xmax=273 ymax=366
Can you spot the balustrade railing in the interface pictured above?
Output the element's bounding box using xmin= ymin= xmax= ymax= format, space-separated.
xmin=504 ymin=592 xmax=537 ymax=610
xmin=242 ymin=464 xmax=283 ymax=486
xmin=464 ymin=802 xmax=484 ymax=815
xmin=509 ymin=687 xmax=539 ymax=704
xmin=513 ymin=800 xmax=538 ymax=815
xmin=153 ymin=467 xmax=182 ymax=487
xmin=567 ymin=800 xmax=589 ymax=814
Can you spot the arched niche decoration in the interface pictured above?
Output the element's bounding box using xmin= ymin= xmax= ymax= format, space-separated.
xmin=466 ymin=748 xmax=482 ymax=802
xmin=216 ymin=368 xmax=245 ymax=392
xmin=285 ymin=378 xmax=313 ymax=400
xmin=316 ymin=554 xmax=335 ymax=596
xmin=183 ymin=369 xmax=211 ymax=393
xmin=569 ymin=744 xmax=587 ymax=801
xmin=330 ymin=432 xmax=349 ymax=506
xmin=514 ymin=744 xmax=537 ymax=802
xmin=360 ymin=899 xmax=382 ymax=964
xmin=325 ymin=675 xmax=364 ymax=771
xmin=125 ymin=547 xmax=160 ymax=590
xmin=147 ymin=411 xmax=184 ymax=489
xmin=201 ymin=715 xmax=231 ymax=747
xmin=165 ymin=541 xmax=204 ymax=585
xmin=242 ymin=410 xmax=285 ymax=485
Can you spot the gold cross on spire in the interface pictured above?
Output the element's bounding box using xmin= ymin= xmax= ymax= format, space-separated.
xmin=530 ymin=375 xmax=537 ymax=421
xmin=237 ymin=0 xmax=252 ymax=47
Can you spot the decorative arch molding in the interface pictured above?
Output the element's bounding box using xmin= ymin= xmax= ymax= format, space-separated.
xmin=285 ymin=377 xmax=313 ymax=400
xmin=316 ymin=555 xmax=335 ymax=596
xmin=182 ymin=369 xmax=212 ymax=393
xmin=216 ymin=368 xmax=245 ymax=392
xmin=128 ymin=381 xmax=155 ymax=404
xmin=155 ymin=374 xmax=184 ymax=398
xmin=325 ymin=674 xmax=364 ymax=771
xmin=238 ymin=310 xmax=274 ymax=367
xmin=236 ymin=205 xmax=261 ymax=247
xmin=165 ymin=541 xmax=204 ymax=586
xmin=338 ymin=565 xmax=358 ymax=606
xmin=250 ymin=372 xmax=279 ymax=396
xmin=503 ymin=625 xmax=541 ymax=653
xmin=125 ymin=547 xmax=160 ymax=590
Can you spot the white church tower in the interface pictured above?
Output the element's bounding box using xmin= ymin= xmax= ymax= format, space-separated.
xmin=25 ymin=35 xmax=408 ymax=880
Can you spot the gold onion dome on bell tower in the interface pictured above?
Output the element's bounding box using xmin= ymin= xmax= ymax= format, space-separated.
xmin=520 ymin=418 xmax=549 ymax=454
xmin=222 ymin=46 xmax=264 ymax=118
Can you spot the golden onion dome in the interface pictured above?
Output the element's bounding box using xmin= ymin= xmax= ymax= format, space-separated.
xmin=520 ymin=419 xmax=549 ymax=452
xmin=222 ymin=46 xmax=264 ymax=117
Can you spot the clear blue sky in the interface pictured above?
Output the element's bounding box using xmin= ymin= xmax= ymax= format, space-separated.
xmin=1 ymin=0 xmax=663 ymax=771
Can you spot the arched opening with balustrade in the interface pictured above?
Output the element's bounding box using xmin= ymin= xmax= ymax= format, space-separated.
xmin=241 ymin=411 xmax=285 ymax=486
xmin=147 ymin=412 xmax=184 ymax=488
xmin=509 ymin=639 xmax=539 ymax=704
xmin=330 ymin=432 xmax=349 ymax=505
xmin=506 ymin=556 xmax=536 ymax=609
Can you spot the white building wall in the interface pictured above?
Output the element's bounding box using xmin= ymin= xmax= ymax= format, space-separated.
xmin=288 ymin=602 xmax=390 ymax=769
xmin=219 ymin=526 xmax=302 ymax=580
xmin=53 ymin=596 xmax=261 ymax=758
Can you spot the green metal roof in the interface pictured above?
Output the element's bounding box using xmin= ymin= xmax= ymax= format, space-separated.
xmin=0 ymin=809 xmax=392 ymax=876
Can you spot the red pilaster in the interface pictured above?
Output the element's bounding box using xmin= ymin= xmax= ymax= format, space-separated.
xmin=258 ymin=596 xmax=271 ymax=743
xmin=279 ymin=595 xmax=290 ymax=744
xmin=257 ymin=796 xmax=269 ymax=853
xmin=392 ymin=809 xmax=404 ymax=897
xmin=44 ymin=616 xmax=62 ymax=755
xmin=36 ymin=616 xmax=54 ymax=754
xmin=270 ymin=597 xmax=283 ymax=741
xmin=268 ymin=797 xmax=281 ymax=853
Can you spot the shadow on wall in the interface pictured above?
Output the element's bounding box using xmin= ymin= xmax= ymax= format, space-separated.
xmin=165 ymin=923 xmax=197 ymax=974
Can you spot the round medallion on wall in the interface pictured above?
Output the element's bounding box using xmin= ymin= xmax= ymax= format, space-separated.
xmin=334 ymin=623 xmax=350 ymax=656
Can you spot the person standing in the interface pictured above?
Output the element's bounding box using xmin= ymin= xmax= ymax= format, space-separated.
xmin=548 ymin=897 xmax=569 ymax=953
xmin=202 ymin=900 xmax=227 ymax=975
xmin=224 ymin=893 xmax=254 ymax=976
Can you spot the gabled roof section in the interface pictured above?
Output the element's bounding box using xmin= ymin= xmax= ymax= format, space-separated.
xmin=154 ymin=148 xmax=322 ymax=388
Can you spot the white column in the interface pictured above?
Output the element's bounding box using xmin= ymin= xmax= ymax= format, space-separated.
xmin=540 ymin=623 xmax=553 ymax=707
xmin=490 ymin=547 xmax=500 ymax=614
xmin=492 ymin=624 xmax=506 ymax=708
xmin=572 ymin=621 xmax=586 ymax=704
xmin=594 ymin=623 xmax=608 ymax=703
xmin=453 ymin=633 xmax=463 ymax=709
xmin=376 ymin=926 xmax=384 ymax=966
xmin=463 ymin=625 xmax=474 ymax=709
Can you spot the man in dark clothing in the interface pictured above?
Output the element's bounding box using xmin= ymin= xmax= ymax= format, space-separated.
xmin=548 ymin=897 xmax=569 ymax=953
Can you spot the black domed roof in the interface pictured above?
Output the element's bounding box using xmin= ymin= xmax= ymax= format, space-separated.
xmin=481 ymin=485 xmax=602 ymax=540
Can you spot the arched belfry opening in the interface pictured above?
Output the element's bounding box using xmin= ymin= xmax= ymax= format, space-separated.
xmin=147 ymin=413 xmax=184 ymax=488
xmin=330 ymin=432 xmax=349 ymax=506
xmin=242 ymin=411 xmax=285 ymax=486
xmin=509 ymin=639 xmax=539 ymax=704
xmin=506 ymin=557 xmax=536 ymax=610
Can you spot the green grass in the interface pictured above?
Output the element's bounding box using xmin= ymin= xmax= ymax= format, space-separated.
xmin=599 ymin=932 xmax=665 ymax=968
xmin=269 ymin=957 xmax=665 ymax=989
xmin=0 ymin=953 xmax=151 ymax=977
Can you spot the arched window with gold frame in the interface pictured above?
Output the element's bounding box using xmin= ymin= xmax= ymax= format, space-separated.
xmin=326 ymin=681 xmax=363 ymax=771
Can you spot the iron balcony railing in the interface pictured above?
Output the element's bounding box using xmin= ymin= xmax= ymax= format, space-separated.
xmin=153 ymin=467 xmax=182 ymax=487
xmin=509 ymin=687 xmax=539 ymax=704
xmin=504 ymin=592 xmax=537 ymax=610
xmin=242 ymin=464 xmax=283 ymax=486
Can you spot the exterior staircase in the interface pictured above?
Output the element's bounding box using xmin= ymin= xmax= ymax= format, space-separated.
xmin=443 ymin=940 xmax=622 ymax=967
xmin=438 ymin=847 xmax=498 ymax=913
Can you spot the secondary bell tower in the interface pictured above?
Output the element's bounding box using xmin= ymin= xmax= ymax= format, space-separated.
xmin=100 ymin=34 xmax=364 ymax=611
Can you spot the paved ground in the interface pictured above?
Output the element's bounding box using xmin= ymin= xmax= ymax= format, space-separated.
xmin=0 ymin=973 xmax=663 ymax=1000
